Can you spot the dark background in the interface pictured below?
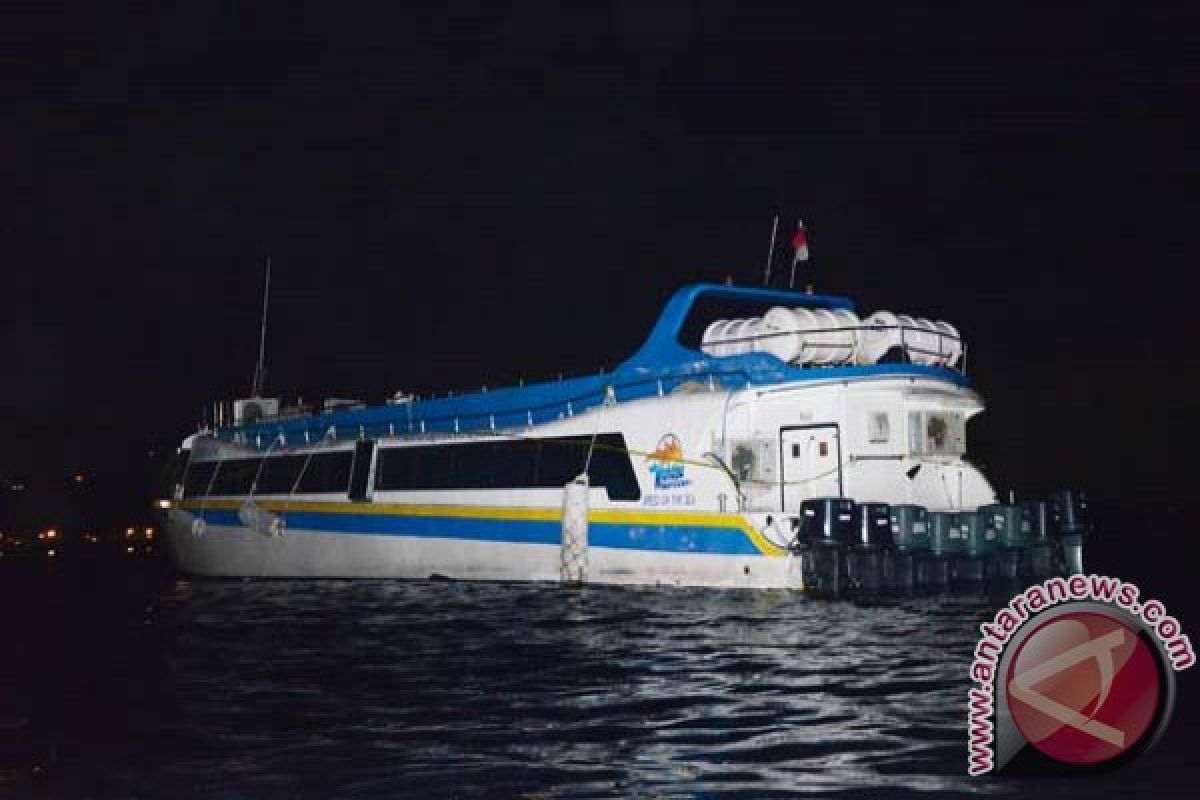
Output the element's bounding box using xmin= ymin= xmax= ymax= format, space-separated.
xmin=3 ymin=1 xmax=1197 ymax=533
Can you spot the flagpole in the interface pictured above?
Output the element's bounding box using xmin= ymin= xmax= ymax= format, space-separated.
xmin=762 ymin=215 xmax=779 ymax=286
xmin=789 ymin=219 xmax=805 ymax=289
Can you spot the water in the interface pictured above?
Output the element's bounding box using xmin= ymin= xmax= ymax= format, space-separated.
xmin=2 ymin=551 xmax=1198 ymax=798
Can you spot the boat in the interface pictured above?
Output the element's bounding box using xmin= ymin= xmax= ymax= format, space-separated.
xmin=160 ymin=282 xmax=1088 ymax=589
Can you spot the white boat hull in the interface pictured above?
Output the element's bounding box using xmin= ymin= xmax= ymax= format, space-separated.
xmin=165 ymin=508 xmax=798 ymax=589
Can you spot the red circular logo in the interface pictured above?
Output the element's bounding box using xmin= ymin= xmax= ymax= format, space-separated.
xmin=1006 ymin=611 xmax=1162 ymax=765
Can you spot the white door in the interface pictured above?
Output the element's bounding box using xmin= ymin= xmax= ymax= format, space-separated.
xmin=781 ymin=425 xmax=843 ymax=511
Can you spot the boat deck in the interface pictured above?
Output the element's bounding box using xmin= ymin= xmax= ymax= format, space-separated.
xmin=223 ymin=283 xmax=969 ymax=447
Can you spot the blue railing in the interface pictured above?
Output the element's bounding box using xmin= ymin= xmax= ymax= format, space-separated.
xmin=224 ymin=283 xmax=967 ymax=448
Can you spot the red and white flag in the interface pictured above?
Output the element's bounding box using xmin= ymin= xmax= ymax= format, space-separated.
xmin=791 ymin=219 xmax=809 ymax=264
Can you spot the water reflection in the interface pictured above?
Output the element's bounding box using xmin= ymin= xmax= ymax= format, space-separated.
xmin=111 ymin=581 xmax=1001 ymax=797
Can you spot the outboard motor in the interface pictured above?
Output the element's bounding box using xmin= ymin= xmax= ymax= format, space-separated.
xmin=1022 ymin=500 xmax=1057 ymax=579
xmin=979 ymin=504 xmax=1026 ymax=582
xmin=955 ymin=511 xmax=995 ymax=584
xmin=798 ymin=497 xmax=856 ymax=595
xmin=925 ymin=511 xmax=964 ymax=588
xmin=1051 ymin=490 xmax=1089 ymax=574
xmin=889 ymin=504 xmax=930 ymax=590
xmin=846 ymin=503 xmax=893 ymax=592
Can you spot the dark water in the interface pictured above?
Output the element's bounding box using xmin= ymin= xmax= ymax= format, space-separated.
xmin=2 ymin=538 xmax=1198 ymax=798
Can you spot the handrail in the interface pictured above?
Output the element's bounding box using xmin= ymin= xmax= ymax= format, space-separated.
xmin=622 ymin=282 xmax=854 ymax=372
xmin=708 ymin=322 xmax=964 ymax=360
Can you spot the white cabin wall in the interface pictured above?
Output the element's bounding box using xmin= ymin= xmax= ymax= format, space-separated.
xmin=719 ymin=377 xmax=1000 ymax=512
xmin=841 ymin=390 xmax=908 ymax=505
xmin=723 ymin=384 xmax=843 ymax=511
xmin=604 ymin=390 xmax=736 ymax=512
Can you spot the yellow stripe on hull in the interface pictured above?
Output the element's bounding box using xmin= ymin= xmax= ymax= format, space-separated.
xmin=178 ymin=499 xmax=785 ymax=557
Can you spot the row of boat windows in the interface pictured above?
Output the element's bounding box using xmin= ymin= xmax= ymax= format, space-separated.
xmin=181 ymin=434 xmax=641 ymax=501
xmin=373 ymin=434 xmax=639 ymax=499
xmin=182 ymin=450 xmax=354 ymax=497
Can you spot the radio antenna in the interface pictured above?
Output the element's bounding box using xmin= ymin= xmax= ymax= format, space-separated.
xmin=762 ymin=215 xmax=779 ymax=286
xmin=251 ymin=256 xmax=271 ymax=397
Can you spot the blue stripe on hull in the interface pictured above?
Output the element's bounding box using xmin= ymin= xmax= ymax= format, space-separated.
xmin=193 ymin=509 xmax=763 ymax=556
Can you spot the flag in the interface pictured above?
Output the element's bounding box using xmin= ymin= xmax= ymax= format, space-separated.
xmin=791 ymin=220 xmax=809 ymax=264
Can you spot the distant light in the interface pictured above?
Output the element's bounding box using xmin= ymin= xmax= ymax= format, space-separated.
xmin=73 ymin=474 xmax=85 ymax=484
xmin=37 ymin=532 xmax=45 ymax=540
xmin=156 ymin=499 xmax=172 ymax=510
xmin=45 ymin=529 xmax=57 ymax=539
xmin=126 ymin=546 xmax=134 ymax=554
xmin=125 ymin=528 xmax=135 ymax=538
xmin=47 ymin=549 xmax=56 ymax=557
xmin=144 ymin=529 xmax=155 ymax=540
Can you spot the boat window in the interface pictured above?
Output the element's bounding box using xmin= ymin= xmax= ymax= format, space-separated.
xmin=255 ymin=455 xmax=308 ymax=494
xmin=536 ymin=438 xmax=584 ymax=487
xmin=585 ymin=435 xmax=642 ymax=501
xmin=453 ymin=441 xmax=496 ymax=489
xmin=295 ymin=450 xmax=355 ymax=494
xmin=375 ymin=446 xmax=421 ymax=490
xmin=374 ymin=434 xmax=640 ymax=500
xmin=182 ymin=460 xmax=218 ymax=498
xmin=209 ymin=457 xmax=264 ymax=496
xmin=908 ymin=411 xmax=966 ymax=456
xmin=868 ymin=412 xmax=891 ymax=444
xmin=491 ymin=440 xmax=538 ymax=486
xmin=424 ymin=446 xmax=458 ymax=490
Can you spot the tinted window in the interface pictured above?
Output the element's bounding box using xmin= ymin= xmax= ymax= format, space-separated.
xmin=296 ymin=451 xmax=354 ymax=494
xmin=374 ymin=434 xmax=640 ymax=500
xmin=492 ymin=440 xmax=537 ymax=486
xmin=375 ymin=446 xmax=419 ymax=491
xmin=182 ymin=460 xmax=217 ymax=498
xmin=209 ymin=457 xmax=263 ymax=496
xmin=536 ymin=438 xmax=586 ymax=487
xmin=255 ymin=454 xmax=307 ymax=494
xmin=588 ymin=435 xmax=641 ymax=501
xmin=453 ymin=442 xmax=494 ymax=489
xmin=424 ymin=446 xmax=456 ymax=490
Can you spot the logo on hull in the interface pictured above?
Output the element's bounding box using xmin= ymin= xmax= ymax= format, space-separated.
xmin=647 ymin=434 xmax=691 ymax=490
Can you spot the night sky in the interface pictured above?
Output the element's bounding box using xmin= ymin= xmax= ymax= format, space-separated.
xmin=4 ymin=2 xmax=1198 ymax=530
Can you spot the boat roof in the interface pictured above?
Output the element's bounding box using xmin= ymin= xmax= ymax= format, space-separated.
xmin=225 ymin=283 xmax=969 ymax=446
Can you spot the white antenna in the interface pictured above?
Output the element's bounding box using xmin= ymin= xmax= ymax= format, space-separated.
xmin=762 ymin=215 xmax=779 ymax=285
xmin=251 ymin=256 xmax=271 ymax=397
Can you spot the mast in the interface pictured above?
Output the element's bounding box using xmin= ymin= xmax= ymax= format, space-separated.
xmin=251 ymin=256 xmax=271 ymax=397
